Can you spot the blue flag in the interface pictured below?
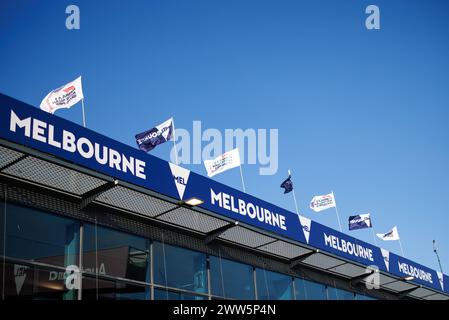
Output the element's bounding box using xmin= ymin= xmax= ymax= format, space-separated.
xmin=348 ymin=214 xmax=372 ymax=231
xmin=135 ymin=118 xmax=174 ymax=152
xmin=280 ymin=175 xmax=293 ymax=194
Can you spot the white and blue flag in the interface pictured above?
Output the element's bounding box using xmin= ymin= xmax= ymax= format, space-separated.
xmin=348 ymin=214 xmax=372 ymax=231
xmin=377 ymin=226 xmax=400 ymax=241
xmin=135 ymin=118 xmax=174 ymax=152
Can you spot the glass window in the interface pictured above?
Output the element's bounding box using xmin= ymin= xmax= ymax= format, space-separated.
xmin=355 ymin=294 xmax=377 ymax=300
xmin=210 ymin=255 xmax=255 ymax=299
xmin=82 ymin=277 xmax=150 ymax=300
xmin=2 ymin=262 xmax=78 ymax=300
xmin=295 ymin=278 xmax=326 ymax=300
xmin=154 ymin=288 xmax=206 ymax=300
xmin=4 ymin=203 xmax=80 ymax=267
xmin=153 ymin=242 xmax=207 ymax=294
xmin=1 ymin=200 xmax=4 ymax=258
xmin=256 ymin=269 xmax=293 ymax=300
xmin=327 ymin=286 xmax=355 ymax=300
xmin=83 ymin=224 xmax=150 ymax=283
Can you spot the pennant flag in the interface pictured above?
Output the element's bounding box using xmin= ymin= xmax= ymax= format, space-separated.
xmin=299 ymin=215 xmax=311 ymax=244
xmin=348 ymin=214 xmax=372 ymax=231
xmin=40 ymin=76 xmax=84 ymax=114
xmin=437 ymin=271 xmax=444 ymax=291
xmin=280 ymin=175 xmax=293 ymax=194
xmin=204 ymin=148 xmax=241 ymax=177
xmin=381 ymin=248 xmax=390 ymax=272
xmin=135 ymin=118 xmax=174 ymax=152
xmin=310 ymin=192 xmax=336 ymax=212
xmin=376 ymin=226 xmax=400 ymax=241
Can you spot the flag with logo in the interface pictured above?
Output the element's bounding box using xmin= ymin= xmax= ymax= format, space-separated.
xmin=135 ymin=118 xmax=174 ymax=152
xmin=309 ymin=192 xmax=336 ymax=212
xmin=376 ymin=226 xmax=400 ymax=241
xmin=40 ymin=76 xmax=84 ymax=114
xmin=280 ymin=175 xmax=293 ymax=194
xmin=348 ymin=214 xmax=372 ymax=231
xmin=204 ymin=148 xmax=241 ymax=177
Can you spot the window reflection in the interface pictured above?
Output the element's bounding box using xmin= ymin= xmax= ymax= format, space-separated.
xmin=294 ymin=278 xmax=326 ymax=300
xmin=256 ymin=269 xmax=293 ymax=300
xmin=82 ymin=277 xmax=150 ymax=300
xmin=327 ymin=286 xmax=355 ymax=300
xmin=3 ymin=203 xmax=80 ymax=268
xmin=210 ymin=255 xmax=255 ymax=299
xmin=153 ymin=242 xmax=207 ymax=294
xmin=154 ymin=288 xmax=205 ymax=300
xmin=1 ymin=262 xmax=77 ymax=300
xmin=82 ymin=224 xmax=150 ymax=283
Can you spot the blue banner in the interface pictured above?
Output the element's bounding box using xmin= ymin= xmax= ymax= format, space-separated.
xmin=388 ymin=253 xmax=443 ymax=292
xmin=308 ymin=221 xmax=388 ymax=272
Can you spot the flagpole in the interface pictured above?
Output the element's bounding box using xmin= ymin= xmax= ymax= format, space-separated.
xmin=239 ymin=164 xmax=246 ymax=193
xmin=369 ymin=215 xmax=378 ymax=246
xmin=289 ymin=169 xmax=299 ymax=215
xmin=81 ymin=98 xmax=86 ymax=128
xmin=171 ymin=117 xmax=179 ymax=165
xmin=371 ymin=227 xmax=378 ymax=246
xmin=398 ymin=239 xmax=405 ymax=256
xmin=331 ymin=190 xmax=343 ymax=232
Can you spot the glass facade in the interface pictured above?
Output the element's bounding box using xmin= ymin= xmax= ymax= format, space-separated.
xmin=210 ymin=255 xmax=255 ymax=299
xmin=3 ymin=203 xmax=80 ymax=268
xmin=327 ymin=286 xmax=356 ymax=300
xmin=0 ymin=201 xmax=377 ymax=300
xmin=294 ymin=278 xmax=327 ymax=300
xmin=256 ymin=269 xmax=293 ymax=300
xmin=83 ymin=224 xmax=151 ymax=283
xmin=153 ymin=242 xmax=207 ymax=295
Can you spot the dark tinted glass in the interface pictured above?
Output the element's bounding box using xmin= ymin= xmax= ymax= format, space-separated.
xmin=210 ymin=255 xmax=255 ymax=299
xmin=2 ymin=262 xmax=78 ymax=300
xmin=294 ymin=278 xmax=326 ymax=300
xmin=4 ymin=203 xmax=80 ymax=267
xmin=256 ymin=269 xmax=293 ymax=300
xmin=82 ymin=277 xmax=149 ymax=300
xmin=153 ymin=242 xmax=207 ymax=294
xmin=83 ymin=224 xmax=150 ymax=282
xmin=327 ymin=286 xmax=355 ymax=300
xmin=154 ymin=288 xmax=206 ymax=300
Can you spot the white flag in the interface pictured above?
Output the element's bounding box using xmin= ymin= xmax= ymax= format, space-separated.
xmin=376 ymin=226 xmax=400 ymax=241
xmin=309 ymin=192 xmax=336 ymax=212
xmin=204 ymin=148 xmax=241 ymax=177
xmin=40 ymin=76 xmax=84 ymax=114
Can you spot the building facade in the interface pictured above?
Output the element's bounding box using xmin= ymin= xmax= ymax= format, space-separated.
xmin=0 ymin=92 xmax=448 ymax=300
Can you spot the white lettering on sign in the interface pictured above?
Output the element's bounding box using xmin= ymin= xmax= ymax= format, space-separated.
xmin=210 ymin=188 xmax=287 ymax=231
xmin=324 ymin=233 xmax=374 ymax=262
xmin=9 ymin=109 xmax=146 ymax=180
xmin=398 ymin=262 xmax=433 ymax=284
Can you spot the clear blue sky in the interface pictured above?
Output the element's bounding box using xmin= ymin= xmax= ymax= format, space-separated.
xmin=1 ymin=0 xmax=448 ymax=273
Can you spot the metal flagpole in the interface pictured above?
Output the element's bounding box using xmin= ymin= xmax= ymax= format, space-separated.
xmin=170 ymin=117 xmax=179 ymax=165
xmin=369 ymin=215 xmax=378 ymax=246
xmin=398 ymin=239 xmax=405 ymax=256
xmin=371 ymin=227 xmax=378 ymax=246
xmin=289 ymin=169 xmax=299 ymax=215
xmin=433 ymin=240 xmax=444 ymax=274
xmin=81 ymin=98 xmax=86 ymax=128
xmin=331 ymin=190 xmax=343 ymax=232
xmin=239 ymin=164 xmax=246 ymax=193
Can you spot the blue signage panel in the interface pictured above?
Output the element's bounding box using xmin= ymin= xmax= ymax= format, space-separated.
xmin=0 ymin=92 xmax=447 ymax=296
xmin=0 ymin=93 xmax=179 ymax=199
xmin=307 ymin=221 xmax=388 ymax=272
xmin=388 ymin=253 xmax=443 ymax=292
xmin=183 ymin=173 xmax=306 ymax=242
